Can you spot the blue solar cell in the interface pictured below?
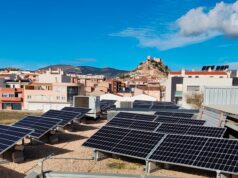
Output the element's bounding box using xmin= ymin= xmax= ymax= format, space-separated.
xmin=0 ymin=125 xmax=33 ymax=154
xmin=61 ymin=107 xmax=90 ymax=116
xmin=43 ymin=110 xmax=82 ymax=126
xmin=13 ymin=116 xmax=61 ymax=138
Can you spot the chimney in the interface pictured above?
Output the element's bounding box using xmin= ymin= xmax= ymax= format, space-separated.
xmin=181 ymin=69 xmax=185 ymax=76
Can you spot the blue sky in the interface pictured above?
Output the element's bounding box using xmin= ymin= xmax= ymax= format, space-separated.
xmin=0 ymin=0 xmax=238 ymax=70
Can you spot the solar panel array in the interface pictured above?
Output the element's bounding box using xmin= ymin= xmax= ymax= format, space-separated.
xmin=42 ymin=110 xmax=81 ymax=127
xmin=83 ymin=126 xmax=238 ymax=174
xmin=100 ymin=100 xmax=116 ymax=111
xmin=149 ymin=135 xmax=238 ymax=174
xmin=108 ymin=117 xmax=160 ymax=131
xmin=155 ymin=116 xmax=205 ymax=125
xmin=156 ymin=123 xmax=226 ymax=137
xmin=0 ymin=125 xmax=33 ymax=154
xmin=202 ymin=65 xmax=229 ymax=71
xmin=13 ymin=116 xmax=62 ymax=139
xmin=108 ymin=117 xmax=226 ymax=138
xmin=62 ymin=107 xmax=90 ymax=116
xmin=155 ymin=111 xmax=194 ymax=119
xmin=0 ymin=106 xmax=89 ymax=156
xmin=83 ymin=108 xmax=238 ymax=175
xmin=83 ymin=126 xmax=165 ymax=159
xmin=133 ymin=100 xmax=178 ymax=109
xmin=115 ymin=112 xmax=157 ymax=121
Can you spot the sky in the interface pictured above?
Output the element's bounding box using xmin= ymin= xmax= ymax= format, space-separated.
xmin=0 ymin=0 xmax=238 ymax=70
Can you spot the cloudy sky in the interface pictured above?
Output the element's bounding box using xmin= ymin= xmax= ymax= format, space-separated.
xmin=0 ymin=0 xmax=238 ymax=70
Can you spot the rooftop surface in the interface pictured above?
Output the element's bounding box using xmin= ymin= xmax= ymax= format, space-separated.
xmin=204 ymin=104 xmax=238 ymax=116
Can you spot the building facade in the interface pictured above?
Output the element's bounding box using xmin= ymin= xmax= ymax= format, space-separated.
xmin=165 ymin=70 xmax=232 ymax=108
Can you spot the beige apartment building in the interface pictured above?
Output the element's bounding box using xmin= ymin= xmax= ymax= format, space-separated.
xmin=24 ymin=82 xmax=81 ymax=111
xmin=23 ymin=68 xmax=82 ymax=111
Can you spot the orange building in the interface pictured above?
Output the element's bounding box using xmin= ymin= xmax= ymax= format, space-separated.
xmin=0 ymin=88 xmax=24 ymax=110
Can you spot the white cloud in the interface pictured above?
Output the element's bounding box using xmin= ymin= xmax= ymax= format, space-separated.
xmin=177 ymin=1 xmax=238 ymax=37
xmin=225 ymin=62 xmax=238 ymax=70
xmin=112 ymin=1 xmax=238 ymax=50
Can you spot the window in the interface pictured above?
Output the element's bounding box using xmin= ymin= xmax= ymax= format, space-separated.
xmin=219 ymin=76 xmax=223 ymax=78
xmin=195 ymin=76 xmax=199 ymax=78
xmin=67 ymin=86 xmax=79 ymax=103
xmin=187 ymin=86 xmax=200 ymax=92
xmin=2 ymin=93 xmax=14 ymax=98
xmin=56 ymin=96 xmax=60 ymax=100
xmin=27 ymin=95 xmax=32 ymax=99
xmin=188 ymin=76 xmax=192 ymax=78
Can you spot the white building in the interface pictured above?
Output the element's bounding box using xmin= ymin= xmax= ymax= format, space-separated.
xmin=38 ymin=68 xmax=71 ymax=83
xmin=165 ymin=70 xmax=232 ymax=108
xmin=24 ymin=83 xmax=81 ymax=112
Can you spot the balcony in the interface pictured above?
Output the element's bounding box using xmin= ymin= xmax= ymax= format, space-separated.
xmin=1 ymin=97 xmax=23 ymax=102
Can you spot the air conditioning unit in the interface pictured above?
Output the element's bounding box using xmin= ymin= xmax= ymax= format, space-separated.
xmin=119 ymin=101 xmax=133 ymax=109
xmin=73 ymin=95 xmax=100 ymax=118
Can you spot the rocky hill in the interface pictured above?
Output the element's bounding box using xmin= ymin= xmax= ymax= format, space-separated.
xmin=126 ymin=56 xmax=169 ymax=78
xmin=37 ymin=65 xmax=128 ymax=78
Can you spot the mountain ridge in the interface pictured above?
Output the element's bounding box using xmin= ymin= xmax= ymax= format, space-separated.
xmin=37 ymin=64 xmax=128 ymax=77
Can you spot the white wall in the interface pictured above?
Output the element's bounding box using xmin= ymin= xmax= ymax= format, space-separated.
xmin=204 ymin=87 xmax=238 ymax=105
xmin=165 ymin=78 xmax=171 ymax=102
xmin=38 ymin=74 xmax=71 ymax=83
xmin=182 ymin=78 xmax=233 ymax=108
xmin=25 ymin=102 xmax=71 ymax=112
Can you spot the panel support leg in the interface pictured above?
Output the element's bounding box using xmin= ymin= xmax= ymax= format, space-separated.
xmin=216 ymin=171 xmax=221 ymax=178
xmin=164 ymin=163 xmax=173 ymax=169
xmin=145 ymin=161 xmax=158 ymax=174
xmin=93 ymin=150 xmax=107 ymax=161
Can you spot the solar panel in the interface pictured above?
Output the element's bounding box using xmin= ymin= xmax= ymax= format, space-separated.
xmin=155 ymin=116 xmax=205 ymax=125
xmin=42 ymin=110 xmax=81 ymax=127
xmin=108 ymin=117 xmax=160 ymax=131
xmin=0 ymin=125 xmax=33 ymax=154
xmin=133 ymin=100 xmax=153 ymax=104
xmin=149 ymin=135 xmax=208 ymax=165
xmin=13 ymin=116 xmax=62 ymax=138
xmin=115 ymin=112 xmax=157 ymax=121
xmin=107 ymin=117 xmax=134 ymax=128
xmin=193 ymin=138 xmax=238 ymax=174
xmin=177 ymin=118 xmax=205 ymax=125
xmin=83 ymin=126 xmax=129 ymax=151
xmin=149 ymin=135 xmax=238 ymax=174
xmin=156 ymin=123 xmax=226 ymax=137
xmin=61 ymin=107 xmax=90 ymax=116
xmin=152 ymin=102 xmax=175 ymax=106
xmin=151 ymin=105 xmax=179 ymax=109
xmin=187 ymin=125 xmax=226 ymax=138
xmin=83 ymin=126 xmax=165 ymax=159
xmin=156 ymin=123 xmax=191 ymax=135
xmin=155 ymin=116 xmax=179 ymax=123
xmin=133 ymin=104 xmax=151 ymax=109
xmin=111 ymin=130 xmax=164 ymax=159
xmin=100 ymin=100 xmax=116 ymax=111
xmin=155 ymin=111 xmax=194 ymax=118
xmin=133 ymin=101 xmax=178 ymax=110
xmin=216 ymin=66 xmax=221 ymax=70
xmin=84 ymin=123 xmax=236 ymax=174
